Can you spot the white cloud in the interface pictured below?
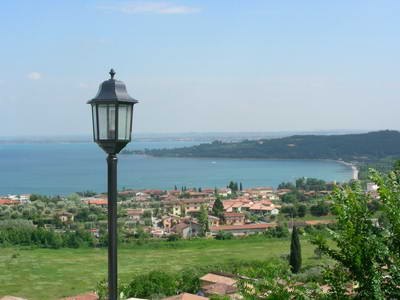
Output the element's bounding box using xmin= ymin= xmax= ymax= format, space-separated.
xmin=27 ymin=72 xmax=42 ymax=80
xmin=98 ymin=1 xmax=201 ymax=15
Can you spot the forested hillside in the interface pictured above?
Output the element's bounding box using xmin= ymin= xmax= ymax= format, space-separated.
xmin=138 ymin=130 xmax=400 ymax=161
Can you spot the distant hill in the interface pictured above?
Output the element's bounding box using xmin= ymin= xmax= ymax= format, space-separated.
xmin=138 ymin=130 xmax=400 ymax=162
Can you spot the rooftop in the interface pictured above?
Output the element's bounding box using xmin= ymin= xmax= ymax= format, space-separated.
xmin=200 ymin=273 xmax=237 ymax=286
xmin=162 ymin=293 xmax=209 ymax=300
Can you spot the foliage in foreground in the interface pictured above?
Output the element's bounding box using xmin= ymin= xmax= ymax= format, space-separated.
xmin=95 ymin=259 xmax=292 ymax=300
xmin=311 ymin=167 xmax=400 ymax=299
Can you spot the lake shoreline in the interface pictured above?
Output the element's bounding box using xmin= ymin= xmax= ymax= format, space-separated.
xmin=0 ymin=142 xmax=354 ymax=195
xmin=334 ymin=160 xmax=359 ymax=180
xmin=134 ymin=152 xmax=358 ymax=179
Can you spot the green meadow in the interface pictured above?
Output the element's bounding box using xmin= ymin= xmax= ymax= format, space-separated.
xmin=0 ymin=238 xmax=328 ymax=300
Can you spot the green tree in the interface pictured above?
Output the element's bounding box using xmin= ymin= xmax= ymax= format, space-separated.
xmin=198 ymin=205 xmax=209 ymax=237
xmin=289 ymin=226 xmax=301 ymax=273
xmin=228 ymin=181 xmax=239 ymax=192
xmin=67 ymin=193 xmax=81 ymax=203
xmin=312 ymin=173 xmax=400 ymax=299
xmin=215 ymin=231 xmax=233 ymax=240
xmin=392 ymin=159 xmax=400 ymax=172
xmin=297 ymin=204 xmax=307 ymax=217
xmin=122 ymin=270 xmax=177 ymax=298
xmin=310 ymin=201 xmax=330 ymax=216
xmin=295 ymin=177 xmax=306 ymax=189
xmin=281 ymin=190 xmax=307 ymax=203
xmin=212 ymin=197 xmax=224 ymax=218
xmin=281 ymin=205 xmax=298 ymax=217
xmin=278 ymin=181 xmax=296 ymax=190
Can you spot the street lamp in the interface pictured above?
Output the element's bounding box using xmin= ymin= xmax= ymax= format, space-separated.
xmin=88 ymin=69 xmax=138 ymax=300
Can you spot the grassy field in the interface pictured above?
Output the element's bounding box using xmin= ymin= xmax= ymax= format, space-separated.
xmin=0 ymin=238 xmax=329 ymax=300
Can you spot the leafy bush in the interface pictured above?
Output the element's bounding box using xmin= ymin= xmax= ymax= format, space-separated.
xmin=167 ymin=233 xmax=180 ymax=242
xmin=312 ymin=168 xmax=400 ymax=299
xmin=215 ymin=231 xmax=233 ymax=240
xmin=263 ymin=225 xmax=289 ymax=238
xmin=121 ymin=270 xmax=178 ymax=298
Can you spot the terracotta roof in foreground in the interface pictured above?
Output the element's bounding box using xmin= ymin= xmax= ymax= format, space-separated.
xmin=57 ymin=292 xmax=98 ymax=300
xmin=200 ymin=273 xmax=237 ymax=286
xmin=202 ymin=283 xmax=237 ymax=295
xmin=162 ymin=293 xmax=209 ymax=300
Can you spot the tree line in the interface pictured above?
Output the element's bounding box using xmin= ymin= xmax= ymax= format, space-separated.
xmin=141 ymin=130 xmax=400 ymax=161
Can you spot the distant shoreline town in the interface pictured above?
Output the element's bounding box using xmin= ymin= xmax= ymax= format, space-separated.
xmin=1 ymin=176 xmax=374 ymax=241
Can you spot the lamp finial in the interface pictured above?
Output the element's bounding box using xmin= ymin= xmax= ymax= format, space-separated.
xmin=109 ymin=69 xmax=116 ymax=79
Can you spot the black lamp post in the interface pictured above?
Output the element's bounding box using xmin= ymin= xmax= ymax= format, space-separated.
xmin=88 ymin=69 xmax=138 ymax=300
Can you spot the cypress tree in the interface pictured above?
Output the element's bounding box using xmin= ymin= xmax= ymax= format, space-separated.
xmin=289 ymin=226 xmax=302 ymax=273
xmin=212 ymin=197 xmax=224 ymax=218
xmin=198 ymin=205 xmax=209 ymax=237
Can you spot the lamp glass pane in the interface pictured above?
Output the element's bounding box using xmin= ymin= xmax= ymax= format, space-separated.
xmin=118 ymin=104 xmax=132 ymax=140
xmin=98 ymin=104 xmax=108 ymax=140
xmin=108 ymin=105 xmax=116 ymax=139
xmin=98 ymin=104 xmax=117 ymax=140
xmin=128 ymin=105 xmax=133 ymax=140
xmin=91 ymin=105 xmax=98 ymax=140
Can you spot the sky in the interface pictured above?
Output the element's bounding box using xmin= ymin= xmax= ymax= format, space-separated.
xmin=1 ymin=0 xmax=400 ymax=136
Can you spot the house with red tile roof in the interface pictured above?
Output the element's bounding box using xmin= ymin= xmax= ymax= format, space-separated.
xmin=118 ymin=190 xmax=136 ymax=196
xmin=57 ymin=212 xmax=74 ymax=223
xmin=160 ymin=215 xmax=181 ymax=229
xmin=0 ymin=198 xmax=19 ymax=205
xmin=223 ymin=212 xmax=245 ymax=225
xmin=143 ymin=189 xmax=164 ymax=196
xmin=249 ymin=203 xmax=279 ymax=215
xmin=126 ymin=209 xmax=144 ymax=221
xmin=217 ymin=188 xmax=232 ymax=197
xmin=208 ymin=215 xmax=220 ymax=227
xmin=171 ymin=221 xmax=201 ymax=239
xmin=187 ymin=191 xmax=211 ymax=198
xmin=86 ymin=199 xmax=107 ymax=207
xmin=168 ymin=198 xmax=212 ymax=216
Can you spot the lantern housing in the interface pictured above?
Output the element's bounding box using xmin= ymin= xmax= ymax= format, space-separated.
xmin=88 ymin=69 xmax=138 ymax=154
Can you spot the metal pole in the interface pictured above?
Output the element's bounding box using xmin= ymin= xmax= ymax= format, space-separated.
xmin=107 ymin=154 xmax=118 ymax=300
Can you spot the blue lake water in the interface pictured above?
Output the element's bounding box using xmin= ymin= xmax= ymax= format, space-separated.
xmin=0 ymin=141 xmax=353 ymax=196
